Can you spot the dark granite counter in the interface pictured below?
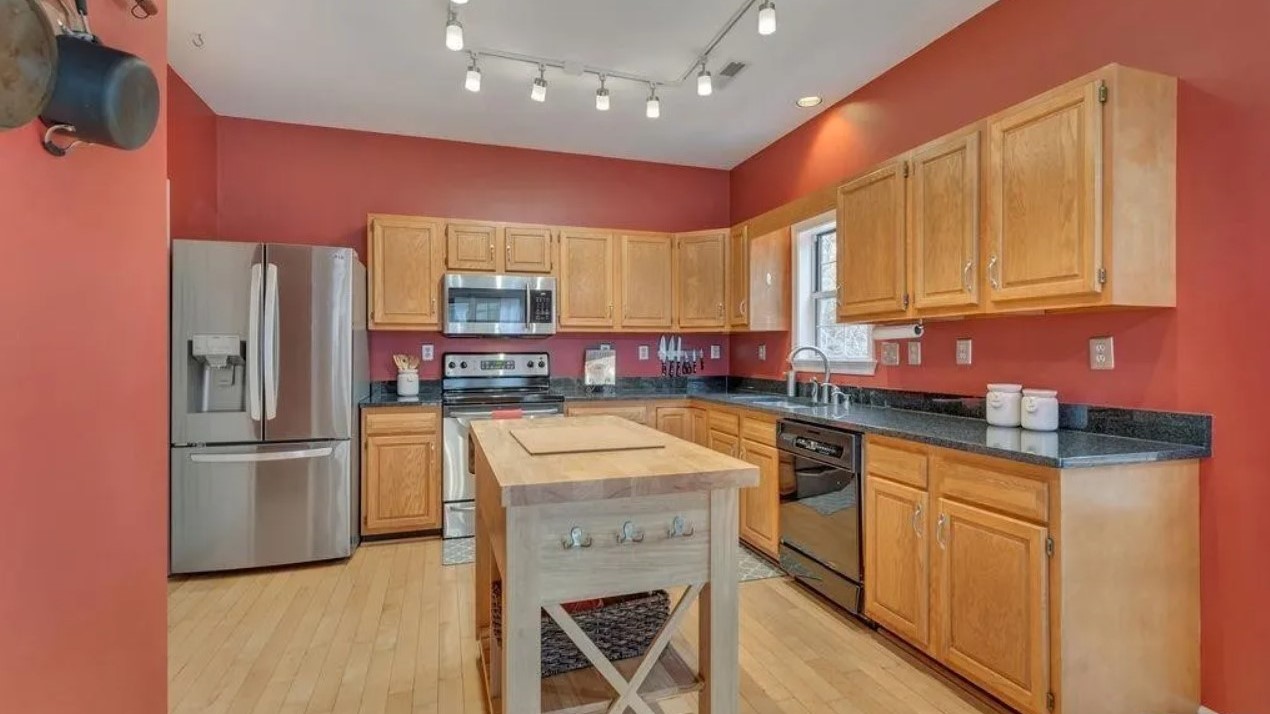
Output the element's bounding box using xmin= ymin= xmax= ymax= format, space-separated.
xmin=362 ymin=381 xmax=441 ymax=407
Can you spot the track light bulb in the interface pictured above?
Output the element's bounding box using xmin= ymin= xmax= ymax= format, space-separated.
xmin=646 ymin=87 xmax=661 ymax=119
xmin=451 ymin=0 xmax=468 ymax=4
xmin=697 ymin=66 xmax=713 ymax=97
xmin=596 ymin=87 xmax=610 ymax=111
xmin=531 ymin=68 xmax=548 ymax=102
xmin=758 ymin=1 xmax=776 ymax=35
xmin=465 ymin=62 xmax=481 ymax=93
xmin=445 ymin=16 xmax=464 ymax=51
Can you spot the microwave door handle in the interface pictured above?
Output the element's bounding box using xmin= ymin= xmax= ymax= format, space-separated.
xmin=247 ymin=263 xmax=263 ymax=422
xmin=525 ymin=283 xmax=532 ymax=326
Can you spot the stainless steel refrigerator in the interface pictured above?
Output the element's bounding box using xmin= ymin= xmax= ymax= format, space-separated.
xmin=170 ymin=240 xmax=368 ymax=574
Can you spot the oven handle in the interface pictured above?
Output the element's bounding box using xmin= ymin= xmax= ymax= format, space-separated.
xmin=449 ymin=409 xmax=564 ymax=423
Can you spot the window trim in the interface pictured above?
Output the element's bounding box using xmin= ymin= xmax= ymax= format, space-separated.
xmin=791 ymin=214 xmax=876 ymax=376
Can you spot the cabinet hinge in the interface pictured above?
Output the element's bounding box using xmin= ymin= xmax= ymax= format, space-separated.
xmin=1045 ymin=537 xmax=1055 ymax=557
xmin=1047 ymin=691 xmax=1056 ymax=711
xmin=902 ymin=161 xmax=910 ymax=178
xmin=1098 ymin=82 xmax=1108 ymax=104
xmin=1097 ymin=267 xmax=1107 ymax=285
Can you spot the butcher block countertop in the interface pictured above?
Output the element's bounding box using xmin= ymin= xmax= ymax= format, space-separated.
xmin=470 ymin=415 xmax=758 ymax=507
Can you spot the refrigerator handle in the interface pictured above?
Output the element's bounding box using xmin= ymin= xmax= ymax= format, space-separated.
xmin=189 ymin=447 xmax=334 ymax=463
xmin=247 ymin=263 xmax=263 ymax=422
xmin=264 ymin=262 xmax=280 ymax=420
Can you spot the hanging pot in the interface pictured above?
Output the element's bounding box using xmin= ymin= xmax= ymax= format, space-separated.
xmin=39 ymin=32 xmax=159 ymax=151
xmin=0 ymin=0 xmax=59 ymax=129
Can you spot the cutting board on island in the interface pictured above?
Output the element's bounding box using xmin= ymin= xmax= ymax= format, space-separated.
xmin=509 ymin=419 xmax=667 ymax=455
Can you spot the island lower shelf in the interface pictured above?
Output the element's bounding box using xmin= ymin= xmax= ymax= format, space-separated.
xmin=478 ymin=628 xmax=702 ymax=714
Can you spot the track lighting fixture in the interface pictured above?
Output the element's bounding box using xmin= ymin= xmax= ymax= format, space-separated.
xmin=758 ymin=0 xmax=776 ymax=35
xmin=646 ymin=85 xmax=661 ymax=119
xmin=451 ymin=0 xmax=469 ymax=4
xmin=465 ymin=54 xmax=481 ymax=92
xmin=595 ymin=76 xmax=611 ymax=111
xmin=445 ymin=12 xmax=464 ymax=51
xmin=531 ymin=66 xmax=548 ymax=102
xmin=697 ymin=63 xmax=713 ymax=97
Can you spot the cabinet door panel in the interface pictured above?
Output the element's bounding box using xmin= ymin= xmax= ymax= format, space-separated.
xmin=707 ymin=430 xmax=738 ymax=457
xmin=504 ymin=226 xmax=553 ymax=274
xmin=747 ymin=228 xmax=791 ymax=331
xmin=654 ymin=407 xmax=691 ymax=440
xmin=837 ymin=162 xmax=908 ymax=320
xmin=739 ymin=439 xmax=780 ymax=558
xmin=369 ymin=216 xmax=442 ymax=329
xmin=936 ymin=499 xmax=1049 ymax=714
xmin=677 ymin=231 xmax=728 ymax=329
xmin=364 ymin=433 xmax=440 ymax=534
xmin=689 ymin=408 xmax=708 ymax=447
xmin=912 ymin=129 xmax=981 ymax=312
xmin=620 ymin=234 xmax=674 ymax=328
xmin=864 ymin=477 xmax=930 ymax=650
xmin=558 ymin=230 xmax=616 ymax=327
xmin=727 ymin=226 xmax=750 ymax=327
xmin=987 ymin=81 xmax=1103 ymax=304
xmin=446 ymin=223 xmax=499 ymax=272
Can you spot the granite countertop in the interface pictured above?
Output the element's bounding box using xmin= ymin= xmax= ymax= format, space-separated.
xmin=362 ymin=385 xmax=1209 ymax=469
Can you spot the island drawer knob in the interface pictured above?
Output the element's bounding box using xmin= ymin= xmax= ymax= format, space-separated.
xmin=667 ymin=516 xmax=695 ymax=538
xmin=561 ymin=526 xmax=593 ymax=550
xmin=616 ymin=520 xmax=645 ymax=545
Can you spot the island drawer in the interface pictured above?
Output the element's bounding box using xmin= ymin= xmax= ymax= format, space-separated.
xmin=534 ymin=492 xmax=710 ymax=602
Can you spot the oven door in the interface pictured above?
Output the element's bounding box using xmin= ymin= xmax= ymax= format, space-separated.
xmin=778 ymin=450 xmax=862 ymax=583
xmin=442 ymin=274 xmax=556 ymax=336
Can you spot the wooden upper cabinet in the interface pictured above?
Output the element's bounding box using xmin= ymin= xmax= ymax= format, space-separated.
xmin=676 ymin=230 xmax=727 ymax=329
xmin=935 ymin=498 xmax=1050 ymax=714
xmin=864 ymin=476 xmax=930 ymax=651
xmin=558 ymin=229 xmax=616 ymax=328
xmin=619 ymin=233 xmax=674 ymax=329
xmin=726 ymin=225 xmax=749 ymax=328
xmin=837 ymin=160 xmax=909 ymax=321
xmin=368 ymin=214 xmax=443 ymax=330
xmin=503 ymin=225 xmax=553 ymax=274
xmin=446 ymin=222 xmax=499 ymax=272
xmin=746 ymin=227 xmax=791 ymax=331
xmin=911 ymin=127 xmax=982 ymax=313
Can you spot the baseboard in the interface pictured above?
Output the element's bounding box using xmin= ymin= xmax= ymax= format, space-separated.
xmin=1199 ymin=706 xmax=1221 ymax=714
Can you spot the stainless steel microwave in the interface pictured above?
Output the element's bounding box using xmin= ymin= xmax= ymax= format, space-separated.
xmin=442 ymin=274 xmax=557 ymax=336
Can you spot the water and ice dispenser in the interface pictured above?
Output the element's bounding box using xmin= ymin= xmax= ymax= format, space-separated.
xmin=186 ymin=333 xmax=246 ymax=413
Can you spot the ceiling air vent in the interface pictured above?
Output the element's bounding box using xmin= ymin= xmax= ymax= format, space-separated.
xmin=718 ymin=61 xmax=747 ymax=78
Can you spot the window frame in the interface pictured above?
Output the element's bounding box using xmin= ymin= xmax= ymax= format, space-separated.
xmin=791 ymin=214 xmax=876 ymax=376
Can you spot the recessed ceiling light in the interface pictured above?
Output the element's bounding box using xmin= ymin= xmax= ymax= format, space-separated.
xmin=797 ymin=96 xmax=823 ymax=108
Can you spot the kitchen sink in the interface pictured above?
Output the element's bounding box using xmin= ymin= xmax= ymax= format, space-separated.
xmin=728 ymin=395 xmax=816 ymax=409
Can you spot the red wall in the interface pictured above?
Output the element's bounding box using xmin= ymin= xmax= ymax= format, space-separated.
xmin=730 ymin=0 xmax=1270 ymax=709
xmin=206 ymin=116 xmax=732 ymax=379
xmin=167 ymin=68 xmax=219 ymax=238
xmin=0 ymin=4 xmax=169 ymax=713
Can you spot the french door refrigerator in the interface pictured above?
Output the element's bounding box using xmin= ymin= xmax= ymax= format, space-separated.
xmin=170 ymin=240 xmax=368 ymax=574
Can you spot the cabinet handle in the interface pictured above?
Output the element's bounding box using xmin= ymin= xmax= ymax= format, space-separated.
xmin=431 ymin=296 xmax=437 ymax=314
xmin=962 ymin=260 xmax=974 ymax=292
xmin=505 ymin=242 xmax=511 ymax=263
xmin=607 ymin=304 xmax=613 ymax=318
xmin=936 ymin=514 xmax=947 ymax=549
xmin=912 ymin=503 xmax=923 ymax=537
xmin=717 ymin=302 xmax=724 ymax=316
xmin=489 ymin=241 xmax=494 ymax=260
xmin=740 ymin=298 xmax=747 ymax=315
xmin=988 ymin=254 xmax=1000 ymax=290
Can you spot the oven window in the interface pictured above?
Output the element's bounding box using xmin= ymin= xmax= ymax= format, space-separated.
xmin=447 ymin=288 xmax=527 ymax=324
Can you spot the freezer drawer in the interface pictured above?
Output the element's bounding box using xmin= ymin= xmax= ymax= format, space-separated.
xmin=171 ymin=440 xmax=354 ymax=574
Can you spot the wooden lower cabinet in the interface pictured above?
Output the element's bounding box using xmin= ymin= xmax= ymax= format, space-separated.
xmin=654 ymin=406 xmax=692 ymax=441
xmin=738 ymin=438 xmax=780 ymax=558
xmin=706 ymin=429 xmax=738 ymax=458
xmin=361 ymin=407 xmax=442 ymax=535
xmin=863 ymin=476 xmax=930 ymax=650
xmin=689 ymin=408 xmax=708 ymax=447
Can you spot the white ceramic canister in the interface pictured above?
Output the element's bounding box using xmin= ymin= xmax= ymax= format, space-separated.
xmin=986 ymin=384 xmax=1023 ymax=427
xmin=396 ymin=369 xmax=420 ymax=397
xmin=1021 ymin=389 xmax=1059 ymax=431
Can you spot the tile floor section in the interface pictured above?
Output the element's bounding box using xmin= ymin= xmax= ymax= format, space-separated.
xmin=442 ymin=536 xmax=784 ymax=583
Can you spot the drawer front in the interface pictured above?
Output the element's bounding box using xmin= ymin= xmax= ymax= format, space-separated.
xmin=740 ymin=415 xmax=777 ymax=445
xmin=364 ymin=408 xmax=438 ymax=435
xmin=708 ymin=409 xmax=740 ymax=435
xmin=933 ymin=454 xmax=1050 ymax=523
xmin=535 ymin=492 xmax=710 ymax=603
xmin=565 ymin=404 xmax=649 ymax=424
xmin=866 ymin=437 xmax=929 ymax=488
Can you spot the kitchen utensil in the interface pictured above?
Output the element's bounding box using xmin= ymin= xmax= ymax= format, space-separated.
xmin=1021 ymin=389 xmax=1059 ymax=431
xmin=1 ymin=0 xmax=58 ymax=129
xmin=986 ymin=384 xmax=1023 ymax=427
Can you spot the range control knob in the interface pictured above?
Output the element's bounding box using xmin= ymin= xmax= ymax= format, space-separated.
xmin=538 ymin=360 xmax=546 ymax=368
xmin=447 ymin=361 xmax=456 ymax=369
xmin=460 ymin=361 xmax=468 ymax=369
xmin=526 ymin=360 xmax=533 ymax=368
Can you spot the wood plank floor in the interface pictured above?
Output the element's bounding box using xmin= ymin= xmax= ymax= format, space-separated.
xmin=168 ymin=540 xmax=991 ymax=714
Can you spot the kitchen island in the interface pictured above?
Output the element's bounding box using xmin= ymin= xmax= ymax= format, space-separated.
xmin=470 ymin=415 xmax=759 ymax=714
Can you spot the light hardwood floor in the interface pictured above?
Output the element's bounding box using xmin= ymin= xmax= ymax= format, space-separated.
xmin=168 ymin=539 xmax=992 ymax=714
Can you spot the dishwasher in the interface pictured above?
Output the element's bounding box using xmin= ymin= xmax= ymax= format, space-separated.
xmin=776 ymin=418 xmax=869 ymax=619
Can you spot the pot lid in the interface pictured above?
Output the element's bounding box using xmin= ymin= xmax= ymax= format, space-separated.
xmin=0 ymin=0 xmax=58 ymax=130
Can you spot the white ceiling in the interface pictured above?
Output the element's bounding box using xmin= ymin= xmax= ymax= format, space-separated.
xmin=169 ymin=0 xmax=997 ymax=169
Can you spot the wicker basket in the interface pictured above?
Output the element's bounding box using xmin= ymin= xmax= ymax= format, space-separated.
xmin=491 ymin=582 xmax=670 ymax=678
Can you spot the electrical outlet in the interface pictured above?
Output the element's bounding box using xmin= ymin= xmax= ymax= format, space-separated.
xmin=758 ymin=344 xmax=767 ymax=361
xmin=907 ymin=341 xmax=922 ymax=366
xmin=638 ymin=345 xmax=649 ymax=360
xmin=421 ymin=344 xmax=434 ymax=361
xmin=710 ymin=345 xmax=721 ymax=359
xmin=1089 ymin=336 xmax=1115 ymax=370
xmin=881 ymin=342 xmax=901 ymax=366
xmin=956 ymin=339 xmax=973 ymax=365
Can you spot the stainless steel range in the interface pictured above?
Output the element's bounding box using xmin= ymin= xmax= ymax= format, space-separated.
xmin=440 ymin=352 xmax=564 ymax=538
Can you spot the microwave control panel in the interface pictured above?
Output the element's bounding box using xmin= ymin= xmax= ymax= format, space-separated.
xmin=528 ymin=290 xmax=554 ymax=324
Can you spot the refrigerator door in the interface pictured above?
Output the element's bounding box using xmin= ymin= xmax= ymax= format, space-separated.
xmin=171 ymin=240 xmax=264 ymax=445
xmin=264 ymin=244 xmax=355 ymax=442
xmin=170 ymin=440 xmax=353 ymax=573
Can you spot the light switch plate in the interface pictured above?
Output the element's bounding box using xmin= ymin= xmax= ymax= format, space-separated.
xmin=907 ymin=341 xmax=922 ymax=366
xmin=956 ymin=339 xmax=973 ymax=365
xmin=881 ymin=342 xmax=901 ymax=366
xmin=421 ymin=344 xmax=434 ymax=361
xmin=638 ymin=345 xmax=650 ymax=360
xmin=1089 ymin=336 xmax=1115 ymax=370
xmin=710 ymin=345 xmax=721 ymax=359
xmin=758 ymin=344 xmax=767 ymax=361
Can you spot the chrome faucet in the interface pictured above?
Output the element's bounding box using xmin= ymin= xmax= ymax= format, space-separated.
xmin=786 ymin=345 xmax=832 ymax=403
